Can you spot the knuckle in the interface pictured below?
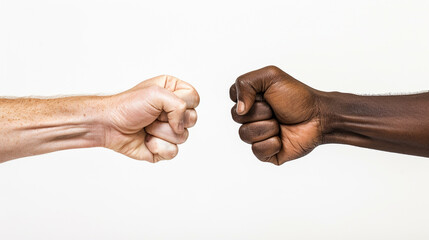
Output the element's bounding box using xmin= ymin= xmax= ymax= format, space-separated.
xmin=238 ymin=125 xmax=250 ymax=143
xmin=148 ymin=85 xmax=161 ymax=91
xmin=147 ymin=85 xmax=163 ymax=94
xmin=177 ymin=100 xmax=187 ymax=111
xmin=251 ymin=136 xmax=282 ymax=162
xmin=238 ymin=124 xmax=246 ymax=136
xmin=231 ymin=108 xmax=250 ymax=124
xmin=178 ymin=129 xmax=189 ymax=144
xmin=159 ymin=74 xmax=169 ymax=81
xmin=265 ymin=65 xmax=281 ymax=75
xmin=188 ymin=110 xmax=198 ymax=124
xmin=160 ymin=75 xmax=181 ymax=92
xmin=229 ymin=84 xmax=237 ymax=100
xmin=231 ymin=106 xmax=240 ymax=121
xmin=193 ymin=91 xmax=201 ymax=107
xmin=163 ymin=74 xmax=178 ymax=81
xmin=166 ymin=147 xmax=178 ymax=159
xmin=185 ymin=111 xmax=197 ymax=128
xmin=251 ymin=143 xmax=261 ymax=155
xmin=235 ymin=75 xmax=247 ymax=86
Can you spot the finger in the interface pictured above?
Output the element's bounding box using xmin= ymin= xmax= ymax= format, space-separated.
xmin=150 ymin=86 xmax=187 ymax=134
xmin=239 ymin=119 xmax=279 ymax=144
xmin=252 ymin=136 xmax=282 ymax=165
xmin=234 ymin=66 xmax=283 ymax=115
xmin=229 ymin=84 xmax=237 ymax=102
xmin=157 ymin=109 xmax=197 ymax=128
xmin=231 ymin=101 xmax=273 ymax=124
xmin=145 ymin=134 xmax=179 ymax=162
xmin=230 ymin=84 xmax=265 ymax=103
xmin=139 ymin=75 xmax=200 ymax=108
xmin=145 ymin=121 xmax=189 ymax=144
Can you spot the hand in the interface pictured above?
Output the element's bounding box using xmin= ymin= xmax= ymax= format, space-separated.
xmin=230 ymin=66 xmax=322 ymax=165
xmin=104 ymin=75 xmax=200 ymax=163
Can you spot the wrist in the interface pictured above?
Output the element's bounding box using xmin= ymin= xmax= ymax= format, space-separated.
xmin=67 ymin=95 xmax=110 ymax=148
xmin=316 ymin=90 xmax=359 ymax=144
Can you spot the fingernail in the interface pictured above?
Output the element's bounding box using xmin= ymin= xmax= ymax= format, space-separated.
xmin=237 ymin=101 xmax=245 ymax=114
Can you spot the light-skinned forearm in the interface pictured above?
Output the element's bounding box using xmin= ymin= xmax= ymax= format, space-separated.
xmin=319 ymin=91 xmax=429 ymax=157
xmin=0 ymin=96 xmax=107 ymax=162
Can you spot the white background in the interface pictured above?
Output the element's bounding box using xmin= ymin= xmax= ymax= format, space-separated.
xmin=1 ymin=0 xmax=429 ymax=239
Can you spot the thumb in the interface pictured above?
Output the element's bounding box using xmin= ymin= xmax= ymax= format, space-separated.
xmin=234 ymin=65 xmax=282 ymax=115
xmin=150 ymin=86 xmax=187 ymax=134
xmin=235 ymin=80 xmax=256 ymax=115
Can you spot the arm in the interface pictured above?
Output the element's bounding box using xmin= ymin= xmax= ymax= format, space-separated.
xmin=0 ymin=96 xmax=106 ymax=162
xmin=0 ymin=75 xmax=199 ymax=163
xmin=319 ymin=91 xmax=429 ymax=157
xmin=230 ymin=66 xmax=429 ymax=165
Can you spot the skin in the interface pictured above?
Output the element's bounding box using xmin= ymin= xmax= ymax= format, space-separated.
xmin=0 ymin=75 xmax=199 ymax=163
xmin=230 ymin=65 xmax=429 ymax=165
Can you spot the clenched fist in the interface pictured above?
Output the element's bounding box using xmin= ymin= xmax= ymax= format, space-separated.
xmin=230 ymin=66 xmax=322 ymax=165
xmin=0 ymin=75 xmax=199 ymax=163
xmin=104 ymin=75 xmax=200 ymax=163
xmin=231 ymin=65 xmax=429 ymax=164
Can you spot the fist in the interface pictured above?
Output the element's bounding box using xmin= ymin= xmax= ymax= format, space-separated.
xmin=104 ymin=75 xmax=199 ymax=163
xmin=230 ymin=66 xmax=322 ymax=165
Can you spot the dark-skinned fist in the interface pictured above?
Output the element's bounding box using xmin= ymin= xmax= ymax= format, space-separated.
xmin=230 ymin=66 xmax=323 ymax=165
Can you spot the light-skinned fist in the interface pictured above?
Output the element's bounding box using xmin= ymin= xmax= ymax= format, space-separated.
xmin=103 ymin=75 xmax=199 ymax=163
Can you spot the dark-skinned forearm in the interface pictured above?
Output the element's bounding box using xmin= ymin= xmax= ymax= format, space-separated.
xmin=318 ymin=91 xmax=429 ymax=157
